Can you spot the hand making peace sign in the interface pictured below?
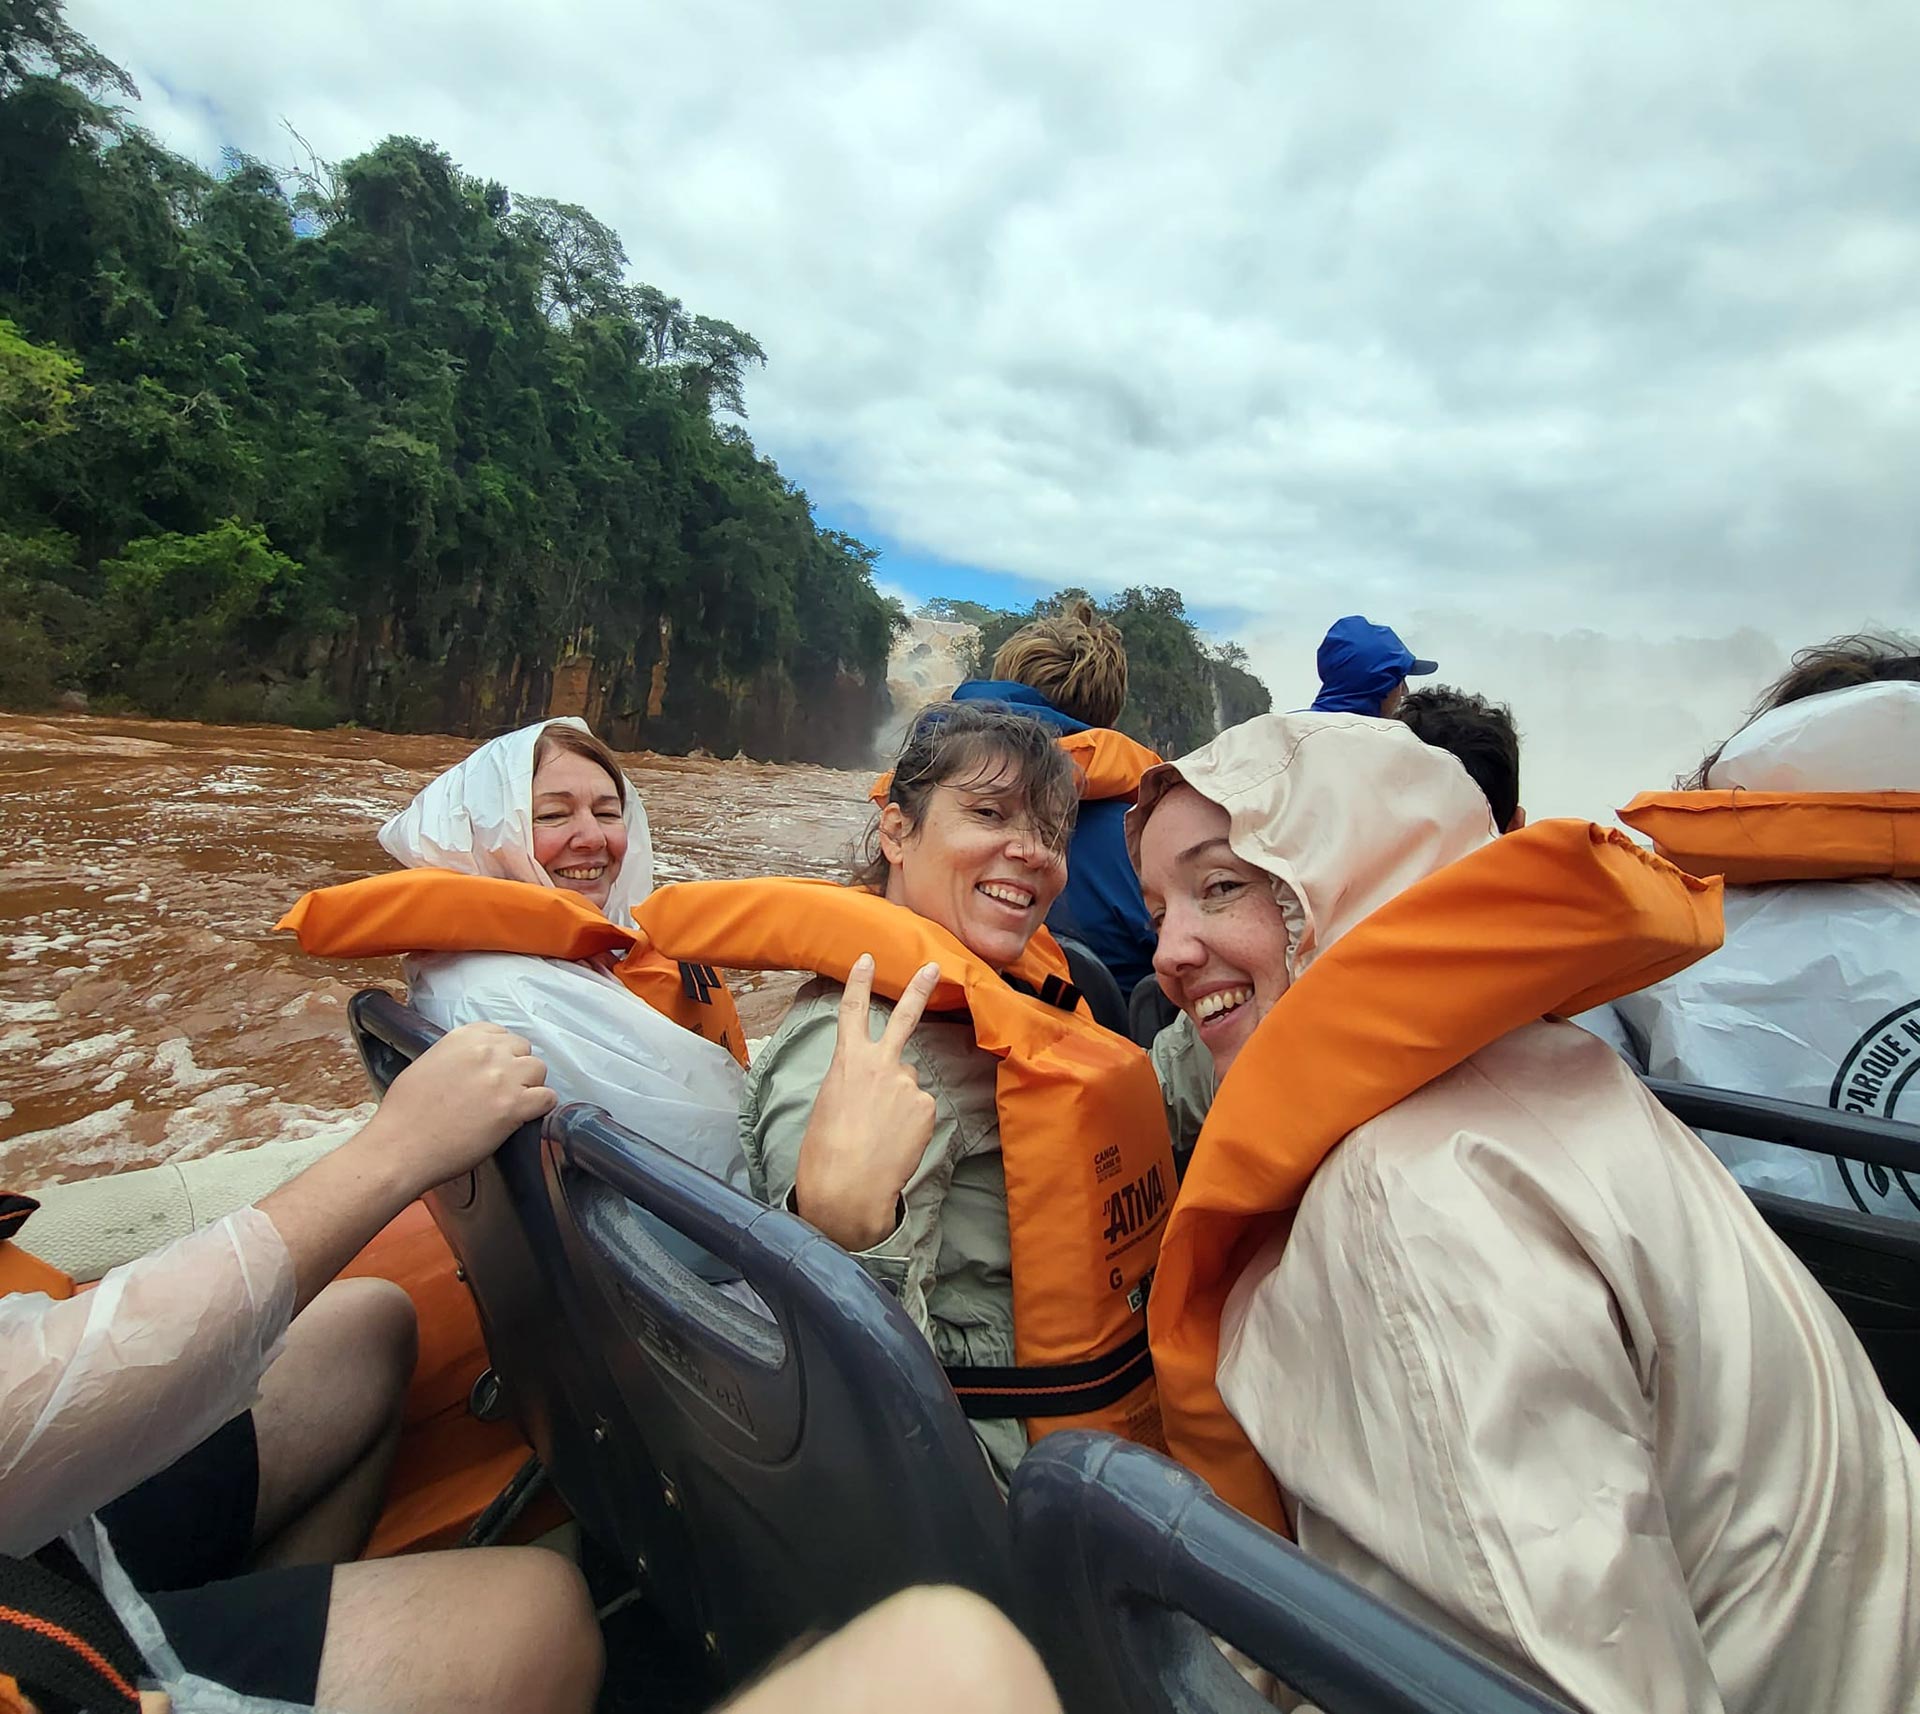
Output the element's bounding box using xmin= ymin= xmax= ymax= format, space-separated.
xmin=792 ymin=954 xmax=944 ymax=1252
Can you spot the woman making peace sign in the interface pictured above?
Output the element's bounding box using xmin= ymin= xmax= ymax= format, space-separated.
xmin=740 ymin=703 xmax=1174 ymax=1485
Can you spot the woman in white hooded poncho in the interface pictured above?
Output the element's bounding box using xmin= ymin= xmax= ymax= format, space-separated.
xmin=1584 ymin=636 xmax=1920 ymax=1218
xmin=1133 ymin=711 xmax=1920 ymax=1714
xmin=379 ymin=718 xmax=748 ymax=1202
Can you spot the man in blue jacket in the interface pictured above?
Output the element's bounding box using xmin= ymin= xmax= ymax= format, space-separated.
xmin=1310 ymin=616 xmax=1438 ymax=716
xmin=951 ymin=601 xmax=1158 ymax=996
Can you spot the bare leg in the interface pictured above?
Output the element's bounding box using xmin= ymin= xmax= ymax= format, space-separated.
xmin=722 ymin=1587 xmax=1060 ymax=1714
xmin=315 ymin=1547 xmax=603 ymax=1714
xmin=249 ymin=1277 xmax=417 ymax=1567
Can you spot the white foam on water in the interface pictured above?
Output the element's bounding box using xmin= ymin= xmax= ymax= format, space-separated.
xmin=43 ymin=1029 xmax=135 ymax=1069
xmin=151 ymin=1037 xmax=232 ymax=1090
xmin=191 ymin=1084 xmax=256 ymax=1110
xmin=260 ymin=1100 xmax=375 ymax=1149
xmin=201 ymin=773 xmax=268 ymax=796
xmin=307 ymin=792 xmax=407 ymax=817
xmin=4 ymin=1101 xmax=139 ymax=1177
xmin=0 ymin=1000 xmax=58 ymax=1023
xmin=164 ymin=1097 xmax=375 ymax=1165
xmin=161 ymin=1083 xmax=270 ymax=1158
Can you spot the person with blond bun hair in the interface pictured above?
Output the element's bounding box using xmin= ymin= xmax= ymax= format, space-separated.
xmin=952 ymin=600 xmax=1158 ymax=994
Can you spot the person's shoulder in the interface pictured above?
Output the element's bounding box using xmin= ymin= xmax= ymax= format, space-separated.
xmin=405 ymin=949 xmax=569 ymax=1022
xmin=1323 ymin=1021 xmax=1658 ymax=1207
xmin=1150 ymin=1010 xmax=1210 ymax=1089
xmin=751 ymin=976 xmax=849 ymax=1062
xmin=749 ymin=976 xmax=936 ymax=1072
xmin=409 ymin=946 xmax=630 ymax=1010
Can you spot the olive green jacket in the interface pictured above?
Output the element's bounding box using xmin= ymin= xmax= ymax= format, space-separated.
xmin=742 ymin=977 xmax=1026 ymax=1487
xmin=742 ymin=979 xmax=1212 ymax=1489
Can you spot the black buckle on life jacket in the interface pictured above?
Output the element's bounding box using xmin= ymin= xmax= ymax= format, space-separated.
xmin=943 ymin=1326 xmax=1153 ymax=1420
xmin=999 ymin=971 xmax=1081 ymax=1015
xmin=678 ymin=962 xmax=721 ymax=1005
xmin=1039 ymin=975 xmax=1081 ymax=1014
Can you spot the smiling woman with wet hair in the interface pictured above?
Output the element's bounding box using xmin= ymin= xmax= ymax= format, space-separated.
xmin=743 ymin=701 xmax=1085 ymax=1485
xmin=850 ymin=701 xmax=1080 ymax=947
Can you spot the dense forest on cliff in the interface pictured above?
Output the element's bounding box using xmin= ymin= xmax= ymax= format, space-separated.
xmin=923 ymin=587 xmax=1271 ymax=755
xmin=0 ymin=1 xmax=902 ymax=761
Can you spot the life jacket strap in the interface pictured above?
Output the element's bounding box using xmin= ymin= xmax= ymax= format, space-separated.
xmin=677 ymin=962 xmax=722 ymax=1004
xmin=944 ymin=1326 xmax=1152 ymax=1420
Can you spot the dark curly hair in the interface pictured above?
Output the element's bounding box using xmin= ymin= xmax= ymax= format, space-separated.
xmin=1396 ymin=685 xmax=1522 ymax=832
xmin=1684 ymin=631 xmax=1920 ymax=788
xmin=855 ymin=701 xmax=1079 ymax=892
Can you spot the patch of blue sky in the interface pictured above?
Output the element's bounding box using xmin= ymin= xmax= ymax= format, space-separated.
xmin=807 ymin=497 xmax=1251 ymax=638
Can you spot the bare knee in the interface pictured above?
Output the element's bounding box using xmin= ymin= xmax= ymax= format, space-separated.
xmin=302 ymin=1277 xmax=418 ymax=1402
xmin=892 ymin=1588 xmax=1054 ymax=1711
xmin=474 ymin=1548 xmax=603 ymax=1712
xmin=320 ymin=1547 xmax=602 ymax=1714
xmin=251 ymin=1277 xmax=418 ymax=1545
xmin=832 ymin=1587 xmax=1057 ymax=1714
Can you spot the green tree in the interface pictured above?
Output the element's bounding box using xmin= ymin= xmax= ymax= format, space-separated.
xmin=0 ymin=315 xmax=82 ymax=448
xmin=0 ymin=0 xmax=899 ymax=762
xmin=1 ymin=0 xmax=137 ymax=100
xmin=101 ymin=519 xmax=307 ymax=715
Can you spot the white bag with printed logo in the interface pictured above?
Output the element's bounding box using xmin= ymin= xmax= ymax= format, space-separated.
xmin=1592 ymin=880 xmax=1920 ymax=1216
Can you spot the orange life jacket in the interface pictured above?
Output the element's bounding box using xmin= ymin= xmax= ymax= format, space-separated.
xmin=276 ymin=870 xmax=749 ymax=1065
xmin=1619 ymin=789 xmax=1920 ymax=886
xmin=869 ymin=726 xmax=1163 ymax=808
xmin=1150 ymin=821 xmax=1724 ymax=1535
xmin=635 ymin=877 xmax=1177 ymax=1449
xmin=0 ymin=1194 xmax=76 ymax=1301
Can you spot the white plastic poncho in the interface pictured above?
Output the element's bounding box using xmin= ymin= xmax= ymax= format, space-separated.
xmin=1585 ymin=680 xmax=1920 ymax=1218
xmin=378 ymin=719 xmax=749 ymax=1194
xmin=0 ymin=1207 xmax=320 ymax=1712
xmin=1 ymin=1207 xmax=296 ymax=1559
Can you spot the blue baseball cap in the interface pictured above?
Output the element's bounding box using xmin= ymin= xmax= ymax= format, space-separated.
xmin=1310 ymin=616 xmax=1438 ymax=716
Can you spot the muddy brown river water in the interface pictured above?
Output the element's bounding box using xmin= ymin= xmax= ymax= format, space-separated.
xmin=0 ymin=714 xmax=875 ymax=1189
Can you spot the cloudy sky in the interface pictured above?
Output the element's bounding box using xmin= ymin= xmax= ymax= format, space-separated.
xmin=71 ymin=0 xmax=1920 ymax=815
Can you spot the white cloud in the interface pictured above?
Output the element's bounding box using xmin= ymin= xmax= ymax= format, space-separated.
xmin=67 ymin=0 xmax=1920 ymax=794
xmin=1235 ymin=609 xmax=1790 ymax=821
